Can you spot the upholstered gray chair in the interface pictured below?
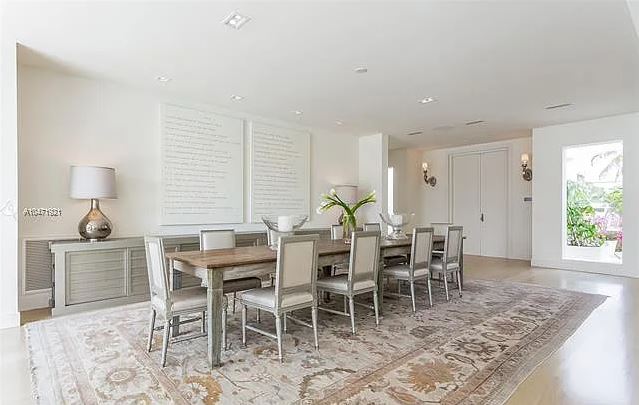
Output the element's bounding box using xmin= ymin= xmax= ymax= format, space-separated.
xmin=384 ymin=227 xmax=434 ymax=312
xmin=200 ymin=229 xmax=263 ymax=349
xmin=240 ymin=235 xmax=320 ymax=362
xmin=430 ymin=226 xmax=464 ymax=301
xmin=330 ymin=224 xmax=344 ymax=240
xmin=145 ymin=236 xmax=208 ymax=367
xmin=317 ymin=231 xmax=381 ymax=334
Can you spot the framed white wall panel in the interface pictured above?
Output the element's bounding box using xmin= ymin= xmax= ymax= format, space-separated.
xmin=160 ymin=103 xmax=244 ymax=225
xmin=249 ymin=122 xmax=310 ymax=222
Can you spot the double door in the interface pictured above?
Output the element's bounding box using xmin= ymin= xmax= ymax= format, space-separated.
xmin=451 ymin=149 xmax=508 ymax=257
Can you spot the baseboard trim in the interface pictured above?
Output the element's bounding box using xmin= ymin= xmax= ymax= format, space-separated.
xmin=531 ymin=258 xmax=636 ymax=279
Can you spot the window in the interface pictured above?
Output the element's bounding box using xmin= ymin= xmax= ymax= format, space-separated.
xmin=563 ymin=141 xmax=623 ymax=264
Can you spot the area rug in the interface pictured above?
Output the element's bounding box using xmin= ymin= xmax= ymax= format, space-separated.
xmin=25 ymin=280 xmax=605 ymax=404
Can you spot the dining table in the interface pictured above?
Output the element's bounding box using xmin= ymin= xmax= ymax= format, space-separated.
xmin=166 ymin=235 xmax=463 ymax=368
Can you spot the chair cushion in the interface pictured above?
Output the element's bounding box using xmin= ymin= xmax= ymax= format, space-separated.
xmin=316 ymin=275 xmax=375 ymax=292
xmin=241 ymin=286 xmax=313 ymax=310
xmin=171 ymin=287 xmax=208 ymax=313
xmin=430 ymin=257 xmax=459 ymax=272
xmin=223 ymin=277 xmax=262 ymax=293
xmin=384 ymin=265 xmax=428 ymax=279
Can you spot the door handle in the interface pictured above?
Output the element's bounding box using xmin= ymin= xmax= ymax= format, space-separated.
xmin=480 ymin=213 xmax=484 ymax=222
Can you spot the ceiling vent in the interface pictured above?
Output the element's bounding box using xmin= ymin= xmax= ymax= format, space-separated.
xmin=465 ymin=120 xmax=485 ymax=126
xmin=545 ymin=103 xmax=572 ymax=110
xmin=407 ymin=131 xmax=423 ymax=136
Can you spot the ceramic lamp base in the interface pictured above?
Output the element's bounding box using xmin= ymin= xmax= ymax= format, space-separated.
xmin=78 ymin=199 xmax=112 ymax=241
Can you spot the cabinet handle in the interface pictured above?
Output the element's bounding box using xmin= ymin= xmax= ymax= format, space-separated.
xmin=480 ymin=213 xmax=485 ymax=222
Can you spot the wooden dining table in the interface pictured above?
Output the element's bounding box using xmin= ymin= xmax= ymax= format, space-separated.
xmin=166 ymin=235 xmax=462 ymax=368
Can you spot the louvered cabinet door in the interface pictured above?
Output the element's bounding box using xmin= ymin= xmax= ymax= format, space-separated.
xmin=66 ymin=249 xmax=127 ymax=305
xmin=129 ymin=247 xmax=150 ymax=296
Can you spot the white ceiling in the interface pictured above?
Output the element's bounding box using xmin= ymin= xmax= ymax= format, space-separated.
xmin=7 ymin=1 xmax=639 ymax=150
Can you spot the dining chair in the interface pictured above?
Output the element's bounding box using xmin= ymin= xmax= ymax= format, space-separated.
xmin=429 ymin=225 xmax=464 ymax=301
xmin=317 ymin=231 xmax=381 ymax=334
xmin=200 ymin=229 xmax=263 ymax=349
xmin=240 ymin=234 xmax=320 ymax=362
xmin=384 ymin=227 xmax=434 ymax=312
xmin=330 ymin=224 xmax=344 ymax=240
xmin=366 ymin=221 xmax=407 ymax=265
xmin=145 ymin=236 xmax=208 ymax=367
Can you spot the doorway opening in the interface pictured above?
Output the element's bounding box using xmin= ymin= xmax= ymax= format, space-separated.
xmin=563 ymin=141 xmax=623 ymax=264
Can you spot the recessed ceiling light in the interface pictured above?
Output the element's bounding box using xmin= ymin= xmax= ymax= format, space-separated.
xmin=292 ymin=110 xmax=303 ymax=115
xmin=156 ymin=76 xmax=171 ymax=83
xmin=465 ymin=120 xmax=485 ymax=126
xmin=418 ymin=97 xmax=436 ymax=104
xmin=335 ymin=120 xmax=343 ymax=125
xmin=407 ymin=131 xmax=423 ymax=136
xmin=230 ymin=94 xmax=244 ymax=101
xmin=354 ymin=67 xmax=368 ymax=74
xmin=545 ymin=103 xmax=573 ymax=110
xmin=222 ymin=12 xmax=251 ymax=29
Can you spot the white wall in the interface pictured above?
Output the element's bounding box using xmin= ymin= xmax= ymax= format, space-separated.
xmin=18 ymin=65 xmax=359 ymax=242
xmin=389 ymin=135 xmax=533 ymax=260
xmin=532 ymin=113 xmax=639 ymax=278
xmin=357 ymin=133 xmax=388 ymax=223
xmin=0 ymin=13 xmax=20 ymax=328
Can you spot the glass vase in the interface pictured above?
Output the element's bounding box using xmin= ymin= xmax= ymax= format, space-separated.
xmin=342 ymin=213 xmax=357 ymax=243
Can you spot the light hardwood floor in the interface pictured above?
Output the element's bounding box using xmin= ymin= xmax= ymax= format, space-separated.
xmin=1 ymin=256 xmax=637 ymax=404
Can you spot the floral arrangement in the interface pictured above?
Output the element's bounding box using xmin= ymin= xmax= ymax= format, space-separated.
xmin=316 ymin=189 xmax=376 ymax=242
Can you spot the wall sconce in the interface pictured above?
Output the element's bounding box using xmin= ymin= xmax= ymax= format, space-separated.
xmin=422 ymin=162 xmax=437 ymax=187
xmin=521 ymin=153 xmax=532 ymax=181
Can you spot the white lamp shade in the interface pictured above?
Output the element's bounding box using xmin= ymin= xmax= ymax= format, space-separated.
xmin=521 ymin=153 xmax=530 ymax=164
xmin=422 ymin=162 xmax=429 ymax=171
xmin=333 ymin=185 xmax=358 ymax=204
xmin=69 ymin=166 xmax=117 ymax=199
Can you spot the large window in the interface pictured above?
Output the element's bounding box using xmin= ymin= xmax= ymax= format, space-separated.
xmin=563 ymin=141 xmax=623 ymax=264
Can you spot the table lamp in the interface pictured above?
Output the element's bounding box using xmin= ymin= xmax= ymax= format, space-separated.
xmin=69 ymin=165 xmax=117 ymax=240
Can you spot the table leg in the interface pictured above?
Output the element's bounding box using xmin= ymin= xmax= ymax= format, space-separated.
xmin=207 ymin=270 xmax=224 ymax=368
xmin=170 ymin=259 xmax=181 ymax=337
xmin=459 ymin=239 xmax=464 ymax=288
xmin=321 ymin=265 xmax=332 ymax=302
xmin=377 ymin=254 xmax=385 ymax=315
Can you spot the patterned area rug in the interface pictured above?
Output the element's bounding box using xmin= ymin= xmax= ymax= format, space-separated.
xmin=26 ymin=280 xmax=605 ymax=404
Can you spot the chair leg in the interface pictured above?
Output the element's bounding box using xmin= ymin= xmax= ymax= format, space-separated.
xmin=241 ymin=305 xmax=247 ymax=347
xmin=343 ymin=296 xmax=348 ymax=314
xmin=349 ymin=297 xmax=356 ymax=335
xmin=283 ymin=313 xmax=287 ymax=333
xmin=222 ymin=306 xmax=227 ymax=350
xmin=311 ymin=306 xmax=319 ymax=350
xmin=275 ymin=314 xmax=283 ymax=362
xmin=232 ymin=292 xmax=237 ymax=314
xmin=443 ymin=272 xmax=450 ymax=301
xmin=409 ymin=281 xmax=416 ymax=313
xmin=256 ymin=309 xmax=261 ymax=323
xmin=147 ymin=309 xmax=156 ymax=352
xmin=397 ymin=279 xmax=402 ymax=294
xmin=201 ymin=311 xmax=206 ymax=333
xmin=457 ymin=270 xmax=463 ymax=297
xmin=427 ymin=276 xmax=433 ymax=308
xmin=161 ymin=319 xmax=171 ymax=367
xmin=373 ymin=291 xmax=380 ymax=326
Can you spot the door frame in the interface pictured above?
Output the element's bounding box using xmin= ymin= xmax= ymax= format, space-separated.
xmin=448 ymin=146 xmax=511 ymax=257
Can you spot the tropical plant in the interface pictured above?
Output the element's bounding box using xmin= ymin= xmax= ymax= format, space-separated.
xmin=605 ymin=187 xmax=623 ymax=215
xmin=566 ymin=204 xmax=605 ymax=247
xmin=316 ymin=189 xmax=376 ymax=241
xmin=591 ymin=150 xmax=623 ymax=181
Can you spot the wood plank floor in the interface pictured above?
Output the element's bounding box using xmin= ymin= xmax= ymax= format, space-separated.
xmin=1 ymin=256 xmax=636 ymax=404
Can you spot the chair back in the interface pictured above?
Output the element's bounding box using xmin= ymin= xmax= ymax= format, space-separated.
xmin=431 ymin=222 xmax=452 ymax=236
xmin=347 ymin=231 xmax=380 ymax=292
xmin=267 ymin=229 xmax=282 ymax=246
xmin=274 ymin=235 xmax=319 ymax=310
xmin=200 ymin=229 xmax=235 ymax=250
xmin=363 ymin=223 xmax=381 ymax=233
xmin=144 ymin=236 xmax=170 ymax=310
xmin=410 ymin=227 xmax=434 ymax=275
xmin=443 ymin=226 xmax=464 ymax=264
xmin=330 ymin=224 xmax=343 ymax=240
